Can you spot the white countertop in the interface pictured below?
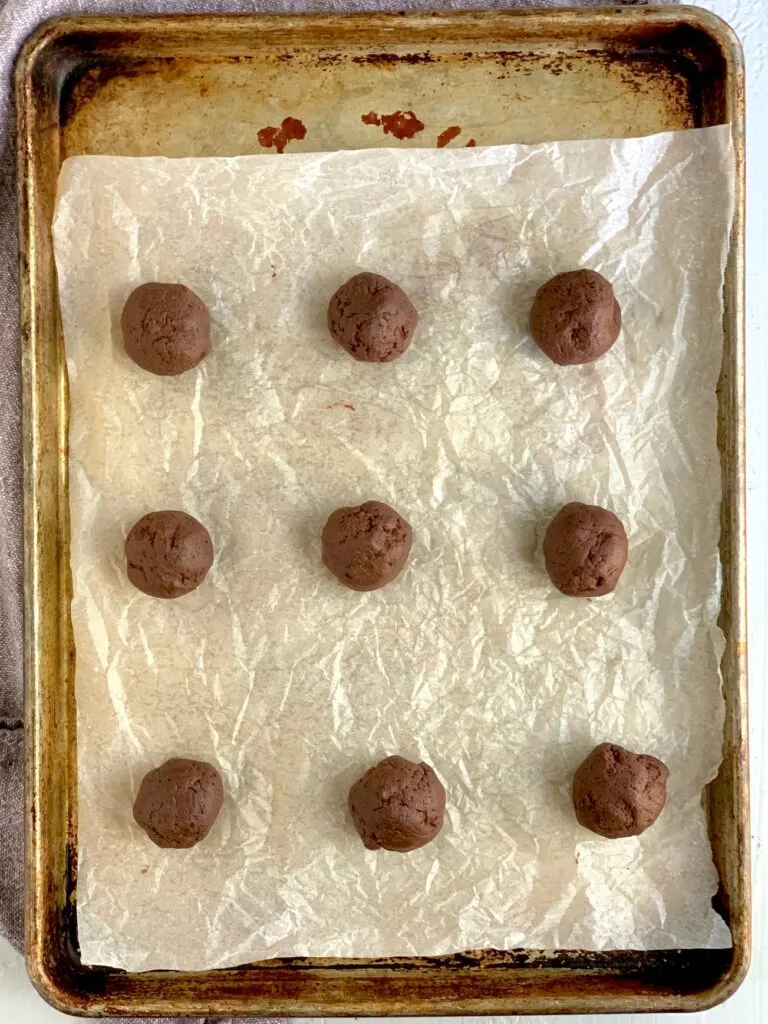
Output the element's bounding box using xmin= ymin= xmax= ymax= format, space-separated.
xmin=2 ymin=0 xmax=764 ymax=1020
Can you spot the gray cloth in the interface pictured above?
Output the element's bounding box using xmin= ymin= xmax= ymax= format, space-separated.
xmin=0 ymin=0 xmax=665 ymax=1019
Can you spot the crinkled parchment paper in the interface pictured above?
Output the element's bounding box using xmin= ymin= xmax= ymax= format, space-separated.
xmin=53 ymin=126 xmax=735 ymax=971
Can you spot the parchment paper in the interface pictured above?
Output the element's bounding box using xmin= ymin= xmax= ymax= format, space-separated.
xmin=53 ymin=125 xmax=735 ymax=972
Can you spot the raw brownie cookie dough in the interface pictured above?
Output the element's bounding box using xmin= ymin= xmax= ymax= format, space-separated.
xmin=530 ymin=269 xmax=621 ymax=365
xmin=121 ymin=282 xmax=211 ymax=375
xmin=322 ymin=501 xmax=412 ymax=591
xmin=543 ymin=502 xmax=628 ymax=597
xmin=327 ymin=272 xmax=418 ymax=362
xmin=133 ymin=758 xmax=224 ymax=849
xmin=126 ymin=510 xmax=214 ymax=598
xmin=348 ymin=756 xmax=446 ymax=852
xmin=572 ymin=743 xmax=669 ymax=839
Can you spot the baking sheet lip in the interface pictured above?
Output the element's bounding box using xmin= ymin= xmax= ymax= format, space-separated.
xmin=16 ymin=3 xmax=749 ymax=1017
xmin=14 ymin=5 xmax=747 ymax=56
xmin=16 ymin=13 xmax=45 ymax=985
xmin=15 ymin=979 xmax=750 ymax=1021
xmin=16 ymin=949 xmax=750 ymax=1021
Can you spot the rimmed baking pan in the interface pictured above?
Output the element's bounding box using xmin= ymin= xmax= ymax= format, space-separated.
xmin=17 ymin=7 xmax=747 ymax=1015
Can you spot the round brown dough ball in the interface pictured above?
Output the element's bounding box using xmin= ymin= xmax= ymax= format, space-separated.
xmin=530 ymin=269 xmax=621 ymax=365
xmin=572 ymin=743 xmax=669 ymax=839
xmin=348 ymin=755 xmax=446 ymax=852
xmin=133 ymin=758 xmax=224 ymax=849
xmin=126 ymin=510 xmax=214 ymax=599
xmin=327 ymin=272 xmax=418 ymax=362
xmin=543 ymin=502 xmax=628 ymax=597
xmin=121 ymin=282 xmax=211 ymax=375
xmin=322 ymin=501 xmax=412 ymax=591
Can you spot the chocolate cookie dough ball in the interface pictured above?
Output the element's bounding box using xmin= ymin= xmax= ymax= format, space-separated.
xmin=348 ymin=756 xmax=446 ymax=852
xmin=543 ymin=502 xmax=628 ymax=597
xmin=121 ymin=282 xmax=210 ymax=375
xmin=126 ymin=510 xmax=214 ymax=599
xmin=572 ymin=743 xmax=669 ymax=839
xmin=530 ymin=269 xmax=621 ymax=365
xmin=327 ymin=272 xmax=418 ymax=362
xmin=133 ymin=758 xmax=224 ymax=849
xmin=322 ymin=501 xmax=412 ymax=591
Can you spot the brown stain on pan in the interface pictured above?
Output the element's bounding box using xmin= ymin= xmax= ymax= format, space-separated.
xmin=360 ymin=109 xmax=425 ymax=140
xmin=352 ymin=51 xmax=434 ymax=67
xmin=436 ymin=125 xmax=461 ymax=148
xmin=257 ymin=116 xmax=306 ymax=153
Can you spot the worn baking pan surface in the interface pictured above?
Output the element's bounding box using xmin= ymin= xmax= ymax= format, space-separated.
xmin=17 ymin=7 xmax=746 ymax=1017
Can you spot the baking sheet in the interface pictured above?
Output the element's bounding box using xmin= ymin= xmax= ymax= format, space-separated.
xmin=52 ymin=125 xmax=734 ymax=972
